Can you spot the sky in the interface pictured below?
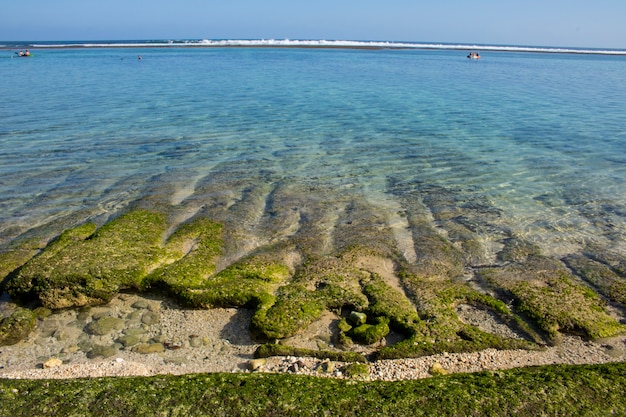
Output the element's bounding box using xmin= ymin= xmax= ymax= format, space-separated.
xmin=2 ymin=0 xmax=625 ymax=49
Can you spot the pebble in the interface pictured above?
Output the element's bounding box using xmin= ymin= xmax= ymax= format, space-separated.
xmin=43 ymin=358 xmax=63 ymax=369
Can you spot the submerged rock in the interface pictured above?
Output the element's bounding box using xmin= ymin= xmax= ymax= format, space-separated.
xmin=0 ymin=309 xmax=36 ymax=346
xmin=84 ymin=317 xmax=124 ymax=336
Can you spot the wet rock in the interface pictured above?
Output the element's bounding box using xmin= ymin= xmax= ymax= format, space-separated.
xmin=117 ymin=334 xmax=141 ymax=348
xmin=85 ymin=317 xmax=124 ymax=336
xmin=133 ymin=342 xmax=165 ymax=354
xmin=348 ymin=311 xmax=367 ymax=326
xmin=429 ymin=362 xmax=448 ymax=376
xmin=141 ymin=311 xmax=160 ymax=325
xmin=0 ymin=308 xmax=36 ymax=346
xmin=38 ymin=320 xmax=60 ymax=338
xmin=132 ymin=300 xmax=150 ymax=309
xmin=247 ymin=358 xmax=266 ymax=371
xmin=87 ymin=344 xmax=119 ymax=358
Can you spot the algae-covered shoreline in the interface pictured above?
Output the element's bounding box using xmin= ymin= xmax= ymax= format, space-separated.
xmin=1 ymin=175 xmax=625 ymax=374
xmin=1 ymin=173 xmax=625 ymax=413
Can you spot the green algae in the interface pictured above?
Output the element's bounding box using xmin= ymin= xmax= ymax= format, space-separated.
xmin=2 ymin=362 xmax=625 ymax=417
xmin=351 ymin=318 xmax=390 ymax=345
xmin=564 ymin=254 xmax=626 ymax=306
xmin=254 ymin=344 xmax=367 ymax=363
xmin=2 ymin=202 xmax=622 ymax=363
xmin=5 ymin=210 xmax=169 ymax=308
xmin=362 ymin=276 xmax=421 ymax=334
xmin=143 ymin=217 xmax=223 ymax=292
xmin=374 ymin=272 xmax=538 ymax=360
xmin=479 ymin=254 xmax=626 ymax=343
xmin=0 ymin=308 xmax=36 ymax=346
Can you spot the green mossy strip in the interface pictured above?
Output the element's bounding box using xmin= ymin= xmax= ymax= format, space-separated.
xmin=0 ymin=308 xmax=36 ymax=346
xmin=5 ymin=210 xmax=169 ymax=308
xmin=375 ymin=274 xmax=538 ymax=360
xmin=479 ymin=255 xmax=626 ymax=342
xmin=564 ymin=254 xmax=626 ymax=306
xmin=143 ymin=218 xmax=223 ymax=292
xmin=254 ymin=344 xmax=367 ymax=363
xmin=0 ymin=247 xmax=38 ymax=284
xmin=2 ymin=362 xmax=626 ymax=416
xmin=362 ymin=276 xmax=421 ymax=334
xmin=251 ymin=256 xmax=369 ymax=340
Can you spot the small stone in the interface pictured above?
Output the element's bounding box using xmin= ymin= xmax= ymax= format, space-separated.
xmin=43 ymin=358 xmax=63 ymax=369
xmin=123 ymin=328 xmax=147 ymax=337
xmin=247 ymin=358 xmax=266 ymax=371
xmin=189 ymin=335 xmax=202 ymax=348
xmin=317 ymin=360 xmax=335 ymax=374
xmin=91 ymin=311 xmax=113 ymax=320
xmin=76 ymin=311 xmax=91 ymax=321
xmin=141 ymin=311 xmax=160 ymax=325
xmin=348 ymin=311 xmax=367 ymax=326
xmin=165 ymin=357 xmax=189 ymax=366
xmin=85 ymin=317 xmax=124 ymax=336
xmin=62 ymin=345 xmax=79 ymax=354
xmin=429 ymin=362 xmax=448 ymax=376
xmin=117 ymin=334 xmax=141 ymax=348
xmin=126 ymin=310 xmax=143 ymax=321
xmin=132 ymin=300 xmax=149 ymax=309
xmin=132 ymin=342 xmax=165 ymax=354
xmin=87 ymin=344 xmax=119 ymax=359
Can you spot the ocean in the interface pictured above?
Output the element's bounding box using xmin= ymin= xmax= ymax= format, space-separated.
xmin=1 ymin=40 xmax=626 ymax=264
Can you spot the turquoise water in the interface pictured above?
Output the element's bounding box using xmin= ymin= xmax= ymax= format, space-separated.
xmin=1 ymin=47 xmax=625 ymax=260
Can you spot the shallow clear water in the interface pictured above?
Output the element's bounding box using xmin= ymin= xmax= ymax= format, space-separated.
xmin=1 ymin=47 xmax=625 ymax=258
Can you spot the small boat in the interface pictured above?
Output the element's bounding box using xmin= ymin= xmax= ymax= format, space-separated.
xmin=467 ymin=52 xmax=480 ymax=60
xmin=14 ymin=51 xmax=33 ymax=58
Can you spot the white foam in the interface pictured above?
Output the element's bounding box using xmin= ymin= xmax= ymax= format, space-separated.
xmin=29 ymin=39 xmax=626 ymax=55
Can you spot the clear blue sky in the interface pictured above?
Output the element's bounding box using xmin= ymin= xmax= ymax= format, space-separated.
xmin=2 ymin=0 xmax=625 ymax=49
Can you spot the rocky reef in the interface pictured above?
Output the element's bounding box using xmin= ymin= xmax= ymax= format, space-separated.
xmin=1 ymin=176 xmax=625 ymax=361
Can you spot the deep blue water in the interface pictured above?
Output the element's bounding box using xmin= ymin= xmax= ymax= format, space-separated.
xmin=1 ymin=46 xmax=625 ymax=259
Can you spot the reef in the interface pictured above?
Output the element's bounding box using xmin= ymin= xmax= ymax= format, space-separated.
xmin=1 ymin=177 xmax=625 ymax=356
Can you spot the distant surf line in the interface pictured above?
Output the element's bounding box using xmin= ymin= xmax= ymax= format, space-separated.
xmin=7 ymin=39 xmax=626 ymax=55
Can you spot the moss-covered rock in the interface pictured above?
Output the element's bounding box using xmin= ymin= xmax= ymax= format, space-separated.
xmin=374 ymin=273 xmax=538 ymax=360
xmin=5 ymin=210 xmax=170 ymax=308
xmin=479 ymin=254 xmax=625 ymax=342
xmin=0 ymin=308 xmax=36 ymax=346
xmin=351 ymin=318 xmax=390 ymax=345
xmin=563 ymin=254 xmax=626 ymax=306
xmin=362 ymin=276 xmax=421 ymax=335
xmin=251 ymin=255 xmax=369 ymax=340
xmin=342 ymin=362 xmax=370 ymax=379
xmin=143 ymin=217 xmax=223 ymax=292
